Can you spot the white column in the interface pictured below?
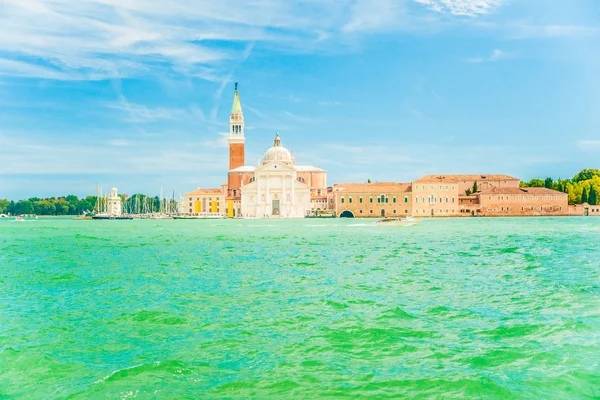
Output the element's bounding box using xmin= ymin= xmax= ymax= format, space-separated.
xmin=291 ymin=177 xmax=296 ymax=217
xmin=266 ymin=174 xmax=270 ymax=216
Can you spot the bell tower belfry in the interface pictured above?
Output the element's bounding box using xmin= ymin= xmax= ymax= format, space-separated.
xmin=228 ymin=82 xmax=245 ymax=170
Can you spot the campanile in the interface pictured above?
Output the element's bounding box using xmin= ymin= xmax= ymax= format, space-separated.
xmin=228 ymin=82 xmax=245 ymax=170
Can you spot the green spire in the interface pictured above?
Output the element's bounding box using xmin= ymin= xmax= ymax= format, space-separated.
xmin=230 ymin=82 xmax=243 ymax=115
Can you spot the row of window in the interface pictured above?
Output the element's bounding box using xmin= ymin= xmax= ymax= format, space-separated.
xmin=414 ymin=185 xmax=455 ymax=191
xmin=489 ymin=195 xmax=562 ymax=201
xmin=415 ymin=209 xmax=455 ymax=214
xmin=415 ymin=196 xmax=455 ymax=204
xmin=357 ymin=209 xmax=409 ymax=214
xmin=340 ymin=195 xmax=409 ymax=204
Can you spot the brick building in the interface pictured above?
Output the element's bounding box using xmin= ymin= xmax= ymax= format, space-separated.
xmin=329 ymin=182 xmax=412 ymax=218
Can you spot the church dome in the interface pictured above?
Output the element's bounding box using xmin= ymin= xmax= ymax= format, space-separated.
xmin=263 ymin=134 xmax=293 ymax=164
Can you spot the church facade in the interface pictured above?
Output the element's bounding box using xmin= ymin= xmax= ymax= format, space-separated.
xmin=182 ymin=83 xmax=327 ymax=218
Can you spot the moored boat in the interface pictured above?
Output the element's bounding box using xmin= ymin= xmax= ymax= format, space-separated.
xmin=374 ymin=216 xmax=420 ymax=226
xmin=173 ymin=213 xmax=226 ymax=220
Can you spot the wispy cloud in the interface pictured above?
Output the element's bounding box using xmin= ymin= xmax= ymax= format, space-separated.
xmin=577 ymin=140 xmax=600 ymax=150
xmin=107 ymin=96 xmax=185 ymax=123
xmin=465 ymin=48 xmax=509 ymax=63
xmin=415 ymin=0 xmax=503 ymax=16
xmin=318 ymin=100 xmax=342 ymax=106
xmin=509 ymin=24 xmax=600 ymax=39
xmin=343 ymin=0 xmax=408 ymax=33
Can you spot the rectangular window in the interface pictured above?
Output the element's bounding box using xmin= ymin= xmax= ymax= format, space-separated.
xmin=360 ymin=197 xmax=363 ymax=203
xmin=360 ymin=210 xmax=363 ymax=214
xmin=405 ymin=209 xmax=408 ymax=214
xmin=370 ymin=210 xmax=373 ymax=214
xmin=452 ymin=186 xmax=455 ymax=190
xmin=341 ymin=197 xmax=345 ymax=204
xmin=349 ymin=197 xmax=352 ymax=203
xmin=393 ymin=210 xmax=396 ymax=214
xmin=385 ymin=197 xmax=389 ymax=203
xmin=416 ymin=197 xmax=419 ymax=203
xmin=404 ymin=196 xmax=408 ymax=203
xmin=393 ymin=197 xmax=397 ymax=203
xmin=370 ymin=197 xmax=373 ymax=203
xmin=445 ymin=186 xmax=448 ymax=190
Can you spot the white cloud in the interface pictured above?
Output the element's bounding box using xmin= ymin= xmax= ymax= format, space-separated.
xmin=343 ymin=0 xmax=408 ymax=33
xmin=509 ymin=24 xmax=600 ymax=39
xmin=465 ymin=48 xmax=509 ymax=63
xmin=0 ymin=0 xmax=385 ymax=81
xmin=577 ymin=140 xmax=600 ymax=150
xmin=107 ymin=96 xmax=186 ymax=123
xmin=108 ymin=139 xmax=129 ymax=147
xmin=415 ymin=0 xmax=503 ymax=16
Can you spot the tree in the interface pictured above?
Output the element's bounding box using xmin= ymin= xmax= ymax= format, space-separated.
xmin=14 ymin=200 xmax=34 ymax=215
xmin=367 ymin=179 xmax=371 ymax=183
xmin=527 ymin=179 xmax=545 ymax=188
xmin=582 ymin=187 xmax=589 ymax=204
xmin=590 ymin=186 xmax=598 ymax=206
xmin=472 ymin=181 xmax=478 ymax=193
xmin=0 ymin=199 xmax=9 ymax=213
xmin=573 ymin=168 xmax=600 ymax=183
xmin=465 ymin=189 xmax=472 ymax=196
xmin=544 ymin=177 xmax=553 ymax=189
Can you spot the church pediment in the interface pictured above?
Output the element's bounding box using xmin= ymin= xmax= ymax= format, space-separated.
xmin=257 ymin=161 xmax=296 ymax=173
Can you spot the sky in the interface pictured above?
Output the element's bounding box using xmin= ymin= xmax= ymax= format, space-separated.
xmin=0 ymin=0 xmax=599 ymax=200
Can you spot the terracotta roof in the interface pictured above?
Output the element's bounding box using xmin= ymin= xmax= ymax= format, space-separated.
xmin=185 ymin=188 xmax=223 ymax=196
xmin=333 ymin=182 xmax=411 ymax=193
xmin=478 ymin=187 xmax=567 ymax=195
xmin=413 ymin=174 xmax=519 ymax=183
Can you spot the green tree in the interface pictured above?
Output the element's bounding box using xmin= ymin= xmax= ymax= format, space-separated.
xmin=367 ymin=179 xmax=371 ymax=183
xmin=472 ymin=181 xmax=478 ymax=193
xmin=582 ymin=187 xmax=589 ymax=204
xmin=0 ymin=199 xmax=9 ymax=213
xmin=15 ymin=200 xmax=34 ymax=215
xmin=465 ymin=189 xmax=472 ymax=196
xmin=527 ymin=178 xmax=545 ymax=188
xmin=66 ymin=195 xmax=79 ymax=203
xmin=573 ymin=168 xmax=600 ymax=183
xmin=544 ymin=177 xmax=553 ymax=189
xmin=590 ymin=186 xmax=598 ymax=206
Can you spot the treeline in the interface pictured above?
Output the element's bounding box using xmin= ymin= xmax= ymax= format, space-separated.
xmin=0 ymin=194 xmax=177 ymax=216
xmin=520 ymin=168 xmax=600 ymax=205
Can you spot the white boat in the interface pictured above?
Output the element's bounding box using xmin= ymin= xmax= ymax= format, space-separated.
xmin=374 ymin=216 xmax=420 ymax=226
xmin=14 ymin=216 xmax=25 ymax=222
xmin=173 ymin=213 xmax=226 ymax=220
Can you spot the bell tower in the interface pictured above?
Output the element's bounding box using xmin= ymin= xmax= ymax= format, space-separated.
xmin=228 ymin=82 xmax=245 ymax=170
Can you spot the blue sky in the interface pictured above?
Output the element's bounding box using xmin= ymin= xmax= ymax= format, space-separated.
xmin=0 ymin=0 xmax=599 ymax=200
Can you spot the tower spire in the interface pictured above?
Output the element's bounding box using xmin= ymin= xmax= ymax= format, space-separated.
xmin=228 ymin=82 xmax=245 ymax=172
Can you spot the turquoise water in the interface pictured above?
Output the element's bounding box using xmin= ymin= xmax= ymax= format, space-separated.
xmin=1 ymin=217 xmax=599 ymax=399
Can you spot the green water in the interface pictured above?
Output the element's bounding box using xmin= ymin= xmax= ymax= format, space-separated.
xmin=1 ymin=218 xmax=599 ymax=399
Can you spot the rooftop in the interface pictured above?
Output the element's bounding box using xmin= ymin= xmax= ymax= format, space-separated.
xmin=185 ymin=188 xmax=223 ymax=196
xmin=230 ymin=166 xmax=256 ymax=172
xmin=296 ymin=165 xmax=326 ymax=172
xmin=333 ymin=182 xmax=411 ymax=193
xmin=414 ymin=174 xmax=519 ymax=183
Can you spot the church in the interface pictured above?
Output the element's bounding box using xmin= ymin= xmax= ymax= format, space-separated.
xmin=182 ymin=84 xmax=328 ymax=218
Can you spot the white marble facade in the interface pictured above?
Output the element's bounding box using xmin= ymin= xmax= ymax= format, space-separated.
xmin=240 ymin=135 xmax=311 ymax=218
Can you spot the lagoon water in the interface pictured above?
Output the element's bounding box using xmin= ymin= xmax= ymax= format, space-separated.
xmin=1 ymin=217 xmax=599 ymax=398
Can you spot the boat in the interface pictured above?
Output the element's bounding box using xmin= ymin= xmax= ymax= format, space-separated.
xmin=91 ymin=214 xmax=133 ymax=220
xmin=14 ymin=216 xmax=25 ymax=221
xmin=173 ymin=213 xmax=226 ymax=220
xmin=374 ymin=216 xmax=420 ymax=226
